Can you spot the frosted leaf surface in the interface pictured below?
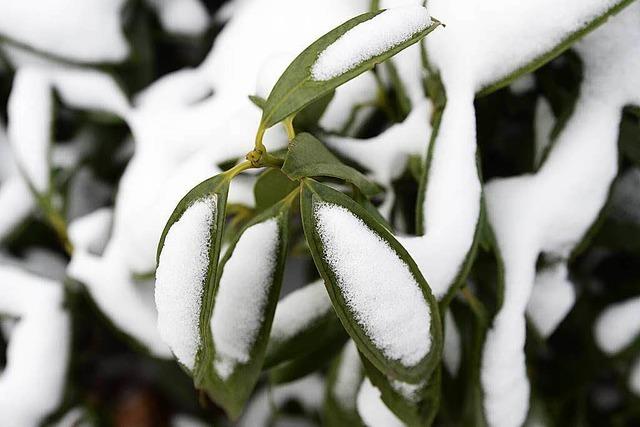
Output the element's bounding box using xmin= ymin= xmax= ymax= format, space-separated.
xmin=211 ymin=218 xmax=280 ymax=379
xmin=156 ymin=196 xmax=217 ymax=370
xmin=311 ymin=6 xmax=431 ymax=81
xmin=314 ymin=201 xmax=431 ymax=367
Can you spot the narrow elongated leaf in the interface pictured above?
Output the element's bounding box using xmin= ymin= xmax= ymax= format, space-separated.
xmin=260 ymin=7 xmax=440 ymax=128
xmin=201 ymin=200 xmax=291 ymax=419
xmin=155 ymin=174 xmax=230 ymax=372
xmin=265 ymin=279 xmax=346 ymax=368
xmin=282 ymin=133 xmax=382 ymax=197
xmin=300 ymin=179 xmax=442 ymax=383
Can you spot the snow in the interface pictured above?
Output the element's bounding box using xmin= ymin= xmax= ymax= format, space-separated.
xmin=356 ymin=379 xmax=404 ymax=427
xmin=211 ymin=218 xmax=280 ymax=379
xmin=510 ymin=74 xmax=536 ymax=95
xmin=443 ymin=309 xmax=462 ymax=376
xmin=0 ymin=0 xmax=129 ymax=63
xmin=311 ymin=6 xmax=431 ymax=81
xmin=630 ymin=356 xmax=640 ymax=396
xmin=239 ymin=374 xmax=324 ymax=427
xmin=7 ymin=68 xmax=53 ymax=194
xmin=68 ymin=209 xmax=113 ymax=255
xmin=333 ymin=341 xmax=363 ymax=411
xmin=155 ymin=196 xmax=217 ymax=370
xmin=480 ymin=4 xmax=640 ymax=426
xmin=533 ymin=98 xmax=555 ymax=168
xmin=594 ymin=296 xmax=640 ymax=355
xmin=270 ymin=279 xmax=332 ymax=343
xmin=147 ymin=0 xmax=209 ymax=36
xmin=526 ymin=263 xmax=576 ymax=338
xmin=0 ymin=264 xmax=70 ymax=426
xmin=0 ymin=177 xmax=34 ymax=242
xmin=314 ymin=201 xmax=431 ymax=367
xmin=67 ymin=241 xmax=172 ymax=358
xmin=390 ymin=378 xmax=424 ymax=402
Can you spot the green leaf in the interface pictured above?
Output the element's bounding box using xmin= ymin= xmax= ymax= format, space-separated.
xmin=293 ymin=90 xmax=335 ymax=132
xmin=198 ymin=200 xmax=291 ymax=419
xmin=282 ymin=133 xmax=382 ymax=197
xmin=253 ymin=168 xmax=299 ymax=213
xmin=260 ymin=9 xmax=441 ymax=128
xmin=248 ymin=94 xmax=266 ymax=109
xmin=300 ymin=179 xmax=442 ymax=383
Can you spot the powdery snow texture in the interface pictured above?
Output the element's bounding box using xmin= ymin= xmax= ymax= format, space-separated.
xmin=314 ymin=201 xmax=431 ymax=367
xmin=311 ymin=6 xmax=431 ymax=81
xmin=211 ymin=218 xmax=280 ymax=379
xmin=155 ymin=196 xmax=217 ymax=370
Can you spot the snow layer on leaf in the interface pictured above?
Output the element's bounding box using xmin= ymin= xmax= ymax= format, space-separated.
xmin=211 ymin=218 xmax=280 ymax=379
xmin=314 ymin=201 xmax=431 ymax=367
xmin=333 ymin=341 xmax=363 ymax=411
xmin=594 ymin=296 xmax=640 ymax=355
xmin=0 ymin=177 xmax=33 ymax=243
xmin=356 ymin=379 xmax=404 ymax=427
xmin=630 ymin=356 xmax=640 ymax=396
xmin=7 ymin=68 xmax=52 ymax=193
xmin=270 ymin=279 xmax=331 ymax=343
xmin=68 ymin=209 xmax=113 ymax=255
xmin=533 ymin=97 xmax=555 ymax=168
xmin=481 ymin=4 xmax=640 ymax=426
xmin=311 ymin=6 xmax=431 ymax=81
xmin=0 ymin=0 xmax=129 ymax=63
xmin=0 ymin=264 xmax=70 ymax=426
xmin=156 ymin=196 xmax=217 ymax=370
xmin=526 ymin=264 xmax=576 ymax=338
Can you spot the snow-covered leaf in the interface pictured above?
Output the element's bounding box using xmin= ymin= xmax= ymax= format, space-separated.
xmin=203 ymin=201 xmax=291 ymax=419
xmin=260 ymin=6 xmax=440 ymax=128
xmin=300 ymin=179 xmax=442 ymax=383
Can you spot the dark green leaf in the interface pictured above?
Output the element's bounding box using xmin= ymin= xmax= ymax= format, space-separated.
xmin=293 ymin=90 xmax=335 ymax=131
xmin=300 ymin=179 xmax=442 ymax=383
xmin=282 ymin=133 xmax=382 ymax=197
xmin=323 ymin=342 xmax=366 ymax=427
xmin=260 ymin=10 xmax=440 ymax=128
xmin=198 ymin=201 xmax=291 ymax=419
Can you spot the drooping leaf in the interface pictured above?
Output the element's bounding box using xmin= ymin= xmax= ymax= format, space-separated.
xmin=282 ymin=133 xmax=382 ymax=197
xmin=253 ymin=168 xmax=299 ymax=213
xmin=260 ymin=8 xmax=440 ymax=128
xmin=155 ymin=174 xmax=231 ymax=373
xmin=300 ymin=179 xmax=442 ymax=383
xmin=198 ymin=200 xmax=291 ymax=419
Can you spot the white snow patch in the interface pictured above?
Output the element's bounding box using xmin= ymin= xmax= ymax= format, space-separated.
xmin=594 ymin=296 xmax=640 ymax=355
xmin=356 ymin=379 xmax=404 ymax=427
xmin=314 ymin=201 xmax=431 ymax=367
xmin=156 ymin=196 xmax=217 ymax=370
xmin=533 ymin=97 xmax=555 ymax=168
xmin=7 ymin=68 xmax=52 ymax=193
xmin=270 ymin=280 xmax=332 ymax=343
xmin=311 ymin=6 xmax=431 ymax=81
xmin=510 ymin=74 xmax=536 ymax=95
xmin=481 ymin=4 xmax=640 ymax=426
xmin=0 ymin=264 xmax=70 ymax=426
xmin=211 ymin=218 xmax=280 ymax=379
xmin=333 ymin=341 xmax=363 ymax=411
xmin=147 ymin=0 xmax=209 ymax=36
xmin=443 ymin=309 xmax=462 ymax=376
xmin=0 ymin=0 xmax=129 ymax=63
xmin=526 ymin=264 xmax=576 ymax=338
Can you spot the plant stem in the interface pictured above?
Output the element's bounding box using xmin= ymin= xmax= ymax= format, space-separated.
xmin=39 ymin=196 xmax=74 ymax=256
xmin=283 ymin=116 xmax=296 ymax=141
xmin=224 ymin=160 xmax=254 ymax=179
